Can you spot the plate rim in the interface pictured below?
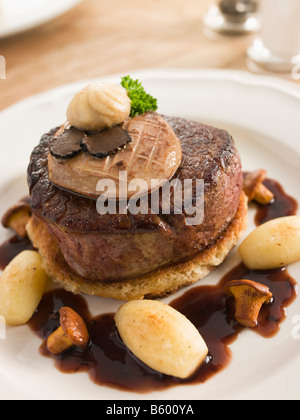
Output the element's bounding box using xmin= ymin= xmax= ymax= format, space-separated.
xmin=2 ymin=68 xmax=300 ymax=115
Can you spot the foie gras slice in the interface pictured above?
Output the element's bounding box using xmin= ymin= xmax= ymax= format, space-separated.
xmin=48 ymin=112 xmax=182 ymax=200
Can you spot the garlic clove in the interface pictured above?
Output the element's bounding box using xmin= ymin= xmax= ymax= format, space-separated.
xmin=239 ymin=216 xmax=300 ymax=270
xmin=0 ymin=251 xmax=47 ymax=326
xmin=114 ymin=299 xmax=208 ymax=379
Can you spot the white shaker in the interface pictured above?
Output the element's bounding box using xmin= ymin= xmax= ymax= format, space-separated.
xmin=248 ymin=0 xmax=300 ymax=72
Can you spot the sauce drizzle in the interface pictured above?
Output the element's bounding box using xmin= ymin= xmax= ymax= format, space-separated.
xmin=0 ymin=235 xmax=34 ymax=271
xmin=27 ymin=263 xmax=297 ymax=393
xmin=255 ymin=178 xmax=298 ymax=226
xmin=0 ymin=177 xmax=299 ymax=393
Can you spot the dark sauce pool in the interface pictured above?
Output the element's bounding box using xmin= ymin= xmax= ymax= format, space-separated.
xmin=255 ymin=178 xmax=298 ymax=226
xmin=0 ymin=235 xmax=34 ymax=271
xmin=27 ymin=265 xmax=297 ymax=393
xmin=0 ymin=177 xmax=299 ymax=393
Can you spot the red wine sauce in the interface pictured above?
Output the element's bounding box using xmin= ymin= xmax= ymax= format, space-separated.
xmin=0 ymin=178 xmax=299 ymax=393
xmin=255 ymin=178 xmax=298 ymax=226
xmin=27 ymin=264 xmax=297 ymax=393
xmin=0 ymin=235 xmax=34 ymax=271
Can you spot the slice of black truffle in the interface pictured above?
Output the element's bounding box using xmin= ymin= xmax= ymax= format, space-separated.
xmin=81 ymin=126 xmax=131 ymax=158
xmin=50 ymin=127 xmax=85 ymax=159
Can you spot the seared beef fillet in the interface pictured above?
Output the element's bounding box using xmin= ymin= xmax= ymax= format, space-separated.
xmin=27 ymin=116 xmax=243 ymax=282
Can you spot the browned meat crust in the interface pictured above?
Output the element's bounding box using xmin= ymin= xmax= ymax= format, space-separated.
xmin=27 ymin=115 xmax=243 ymax=282
xmin=26 ymin=193 xmax=248 ymax=300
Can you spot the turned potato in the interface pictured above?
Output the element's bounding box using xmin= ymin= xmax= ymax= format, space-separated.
xmin=115 ymin=299 xmax=208 ymax=379
xmin=0 ymin=251 xmax=47 ymax=326
xmin=239 ymin=216 xmax=300 ymax=270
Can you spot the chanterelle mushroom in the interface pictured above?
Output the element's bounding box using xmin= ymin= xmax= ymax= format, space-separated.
xmin=243 ymin=170 xmax=274 ymax=205
xmin=47 ymin=307 xmax=90 ymax=355
xmin=225 ymin=279 xmax=273 ymax=328
xmin=1 ymin=201 xmax=31 ymax=238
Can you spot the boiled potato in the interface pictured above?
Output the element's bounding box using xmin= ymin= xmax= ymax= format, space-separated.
xmin=239 ymin=216 xmax=300 ymax=270
xmin=0 ymin=251 xmax=47 ymax=326
xmin=115 ymin=299 xmax=208 ymax=379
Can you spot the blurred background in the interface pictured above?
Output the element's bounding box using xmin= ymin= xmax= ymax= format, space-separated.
xmin=0 ymin=0 xmax=299 ymax=111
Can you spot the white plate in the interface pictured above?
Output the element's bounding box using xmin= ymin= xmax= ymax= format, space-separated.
xmin=0 ymin=69 xmax=300 ymax=400
xmin=0 ymin=0 xmax=82 ymax=39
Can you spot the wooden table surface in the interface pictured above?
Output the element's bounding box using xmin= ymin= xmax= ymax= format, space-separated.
xmin=0 ymin=0 xmax=299 ymax=111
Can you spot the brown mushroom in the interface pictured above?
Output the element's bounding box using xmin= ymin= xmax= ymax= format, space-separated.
xmin=47 ymin=307 xmax=89 ymax=355
xmin=225 ymin=279 xmax=273 ymax=328
xmin=1 ymin=202 xmax=31 ymax=238
xmin=243 ymin=170 xmax=274 ymax=205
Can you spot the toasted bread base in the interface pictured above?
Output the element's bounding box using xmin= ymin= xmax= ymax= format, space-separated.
xmin=26 ymin=192 xmax=248 ymax=301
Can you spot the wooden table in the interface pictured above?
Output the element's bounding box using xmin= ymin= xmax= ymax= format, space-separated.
xmin=0 ymin=0 xmax=298 ymax=111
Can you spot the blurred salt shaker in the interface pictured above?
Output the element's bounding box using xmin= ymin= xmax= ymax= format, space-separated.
xmin=248 ymin=0 xmax=300 ymax=72
xmin=204 ymin=0 xmax=261 ymax=35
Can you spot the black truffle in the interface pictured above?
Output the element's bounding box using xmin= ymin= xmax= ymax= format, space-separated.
xmin=50 ymin=127 xmax=84 ymax=159
xmin=81 ymin=126 xmax=131 ymax=158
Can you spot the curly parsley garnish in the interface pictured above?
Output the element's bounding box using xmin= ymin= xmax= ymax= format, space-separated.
xmin=121 ymin=76 xmax=158 ymax=117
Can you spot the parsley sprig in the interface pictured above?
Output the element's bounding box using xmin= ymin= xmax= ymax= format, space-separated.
xmin=121 ymin=76 xmax=158 ymax=117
